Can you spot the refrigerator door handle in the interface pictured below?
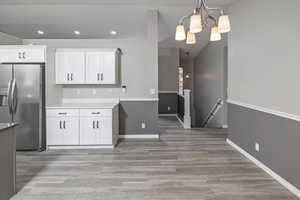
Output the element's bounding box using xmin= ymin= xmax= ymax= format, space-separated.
xmin=10 ymin=79 xmax=18 ymax=115
xmin=7 ymin=79 xmax=13 ymax=115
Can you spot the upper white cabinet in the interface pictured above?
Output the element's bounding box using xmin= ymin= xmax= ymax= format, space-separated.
xmin=55 ymin=50 xmax=85 ymax=84
xmin=55 ymin=48 xmax=119 ymax=85
xmin=0 ymin=45 xmax=46 ymax=63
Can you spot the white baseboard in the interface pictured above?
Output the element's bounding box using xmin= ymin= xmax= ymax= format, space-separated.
xmin=159 ymin=114 xmax=177 ymax=117
xmin=227 ymin=139 xmax=300 ymax=198
xmin=47 ymin=145 xmax=114 ymax=150
xmin=119 ymin=134 xmax=159 ymax=139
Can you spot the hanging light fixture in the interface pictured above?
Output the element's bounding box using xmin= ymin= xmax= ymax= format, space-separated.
xmin=210 ymin=26 xmax=221 ymax=41
xmin=218 ymin=14 xmax=231 ymax=33
xmin=175 ymin=24 xmax=186 ymax=41
xmin=175 ymin=0 xmax=231 ymax=44
xmin=186 ymin=31 xmax=196 ymax=44
xmin=190 ymin=14 xmax=202 ymax=33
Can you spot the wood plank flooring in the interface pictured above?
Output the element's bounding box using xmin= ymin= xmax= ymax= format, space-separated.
xmin=12 ymin=123 xmax=298 ymax=199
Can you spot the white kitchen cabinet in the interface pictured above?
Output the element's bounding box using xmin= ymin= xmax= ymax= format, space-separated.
xmin=80 ymin=117 xmax=113 ymax=145
xmin=55 ymin=50 xmax=85 ymax=84
xmin=85 ymin=51 xmax=117 ymax=84
xmin=46 ymin=117 xmax=80 ymax=146
xmin=0 ymin=45 xmax=46 ymax=63
xmin=46 ymin=104 xmax=119 ymax=149
xmin=56 ymin=48 xmax=118 ymax=85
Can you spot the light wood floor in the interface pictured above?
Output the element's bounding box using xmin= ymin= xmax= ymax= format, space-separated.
xmin=12 ymin=125 xmax=298 ymax=199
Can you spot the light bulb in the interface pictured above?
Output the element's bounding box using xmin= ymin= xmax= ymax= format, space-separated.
xmin=218 ymin=15 xmax=231 ymax=33
xmin=175 ymin=25 xmax=186 ymax=41
xmin=190 ymin=14 xmax=202 ymax=33
xmin=186 ymin=31 xmax=196 ymax=44
xmin=210 ymin=26 xmax=221 ymax=41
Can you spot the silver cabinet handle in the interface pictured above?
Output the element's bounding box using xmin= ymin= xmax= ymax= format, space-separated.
xmin=97 ymin=73 xmax=100 ymax=81
xmin=63 ymin=121 xmax=66 ymax=129
xmin=92 ymin=120 xmax=95 ymax=129
xmin=18 ymin=52 xmax=22 ymax=59
xmin=58 ymin=112 xmax=67 ymax=115
xmin=70 ymin=73 xmax=73 ymax=81
xmin=91 ymin=112 xmax=100 ymax=115
xmin=101 ymin=73 xmax=103 ymax=81
xmin=59 ymin=121 xmax=62 ymax=129
xmin=97 ymin=120 xmax=99 ymax=129
xmin=67 ymin=73 xmax=69 ymax=81
xmin=22 ymin=52 xmax=26 ymax=59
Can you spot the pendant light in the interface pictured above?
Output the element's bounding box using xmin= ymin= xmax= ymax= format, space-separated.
xmin=189 ymin=14 xmax=202 ymax=33
xmin=186 ymin=31 xmax=196 ymax=44
xmin=218 ymin=15 xmax=231 ymax=33
xmin=175 ymin=0 xmax=231 ymax=44
xmin=175 ymin=25 xmax=186 ymax=41
xmin=210 ymin=26 xmax=221 ymax=41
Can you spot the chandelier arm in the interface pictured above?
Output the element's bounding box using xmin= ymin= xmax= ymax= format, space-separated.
xmin=207 ymin=14 xmax=218 ymax=26
xmin=178 ymin=13 xmax=194 ymax=25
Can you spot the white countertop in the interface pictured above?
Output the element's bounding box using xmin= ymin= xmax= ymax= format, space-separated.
xmin=47 ymin=103 xmax=119 ymax=109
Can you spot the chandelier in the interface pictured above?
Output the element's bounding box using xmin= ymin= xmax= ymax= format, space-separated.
xmin=175 ymin=0 xmax=231 ymax=44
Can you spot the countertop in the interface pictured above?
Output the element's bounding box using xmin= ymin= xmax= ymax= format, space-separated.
xmin=46 ymin=103 xmax=119 ymax=109
xmin=0 ymin=123 xmax=19 ymax=132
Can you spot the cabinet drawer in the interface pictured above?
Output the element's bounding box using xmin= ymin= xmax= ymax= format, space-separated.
xmin=80 ymin=109 xmax=112 ymax=117
xmin=47 ymin=109 xmax=79 ymax=117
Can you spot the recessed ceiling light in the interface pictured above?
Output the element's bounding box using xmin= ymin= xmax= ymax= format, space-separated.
xmin=110 ymin=30 xmax=117 ymax=35
xmin=37 ymin=30 xmax=44 ymax=35
xmin=74 ymin=30 xmax=80 ymax=35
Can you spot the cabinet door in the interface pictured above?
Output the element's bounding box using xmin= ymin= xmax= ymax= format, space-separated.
xmin=55 ymin=51 xmax=85 ymax=84
xmin=0 ymin=47 xmax=45 ymax=63
xmin=47 ymin=117 xmax=79 ymax=145
xmin=80 ymin=117 xmax=113 ymax=145
xmin=99 ymin=117 xmax=113 ymax=145
xmin=102 ymin=52 xmax=116 ymax=84
xmin=80 ymin=117 xmax=101 ymax=145
xmin=85 ymin=52 xmax=102 ymax=84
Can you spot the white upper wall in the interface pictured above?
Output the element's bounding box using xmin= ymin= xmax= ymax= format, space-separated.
xmin=228 ymin=0 xmax=300 ymax=116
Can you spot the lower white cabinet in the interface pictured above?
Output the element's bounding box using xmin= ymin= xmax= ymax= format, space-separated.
xmin=80 ymin=117 xmax=112 ymax=145
xmin=46 ymin=106 xmax=118 ymax=149
xmin=47 ymin=117 xmax=79 ymax=145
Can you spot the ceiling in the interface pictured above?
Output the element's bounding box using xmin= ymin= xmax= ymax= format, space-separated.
xmin=0 ymin=0 xmax=238 ymax=59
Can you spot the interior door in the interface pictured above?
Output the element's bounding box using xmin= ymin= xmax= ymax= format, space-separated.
xmin=102 ymin=52 xmax=116 ymax=84
xmin=13 ymin=65 xmax=41 ymax=150
xmin=0 ymin=64 xmax=12 ymax=123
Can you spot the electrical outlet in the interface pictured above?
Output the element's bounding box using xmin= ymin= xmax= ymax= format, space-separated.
xmin=76 ymin=89 xmax=81 ymax=95
xmin=141 ymin=122 xmax=146 ymax=129
xmin=167 ymin=106 xmax=171 ymax=111
xmin=92 ymin=89 xmax=97 ymax=95
xmin=255 ymin=142 xmax=260 ymax=152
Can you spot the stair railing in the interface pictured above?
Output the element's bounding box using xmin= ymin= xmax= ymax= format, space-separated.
xmin=201 ymin=98 xmax=223 ymax=128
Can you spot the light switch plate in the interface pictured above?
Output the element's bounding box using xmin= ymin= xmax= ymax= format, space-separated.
xmin=141 ymin=122 xmax=146 ymax=129
xmin=92 ymin=89 xmax=97 ymax=95
xmin=76 ymin=89 xmax=81 ymax=95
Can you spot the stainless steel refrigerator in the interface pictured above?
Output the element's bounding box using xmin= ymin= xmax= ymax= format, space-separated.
xmin=0 ymin=64 xmax=45 ymax=151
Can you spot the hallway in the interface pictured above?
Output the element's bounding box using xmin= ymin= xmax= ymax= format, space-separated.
xmin=13 ymin=127 xmax=297 ymax=200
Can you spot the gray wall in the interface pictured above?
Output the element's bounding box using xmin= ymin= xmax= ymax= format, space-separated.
xmin=193 ymin=39 xmax=228 ymax=128
xmin=120 ymin=101 xmax=158 ymax=135
xmin=228 ymin=0 xmax=300 ymax=190
xmin=228 ymin=103 xmax=300 ymax=189
xmin=0 ymin=31 xmax=22 ymax=45
xmin=158 ymin=93 xmax=177 ymax=114
xmin=158 ymin=48 xmax=179 ymax=114
xmin=158 ymin=48 xmax=179 ymax=92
